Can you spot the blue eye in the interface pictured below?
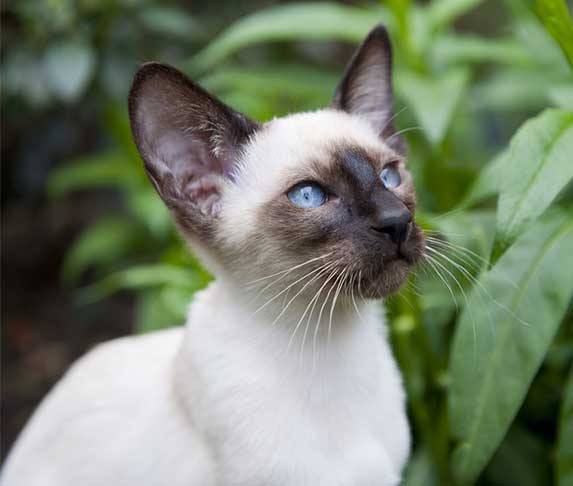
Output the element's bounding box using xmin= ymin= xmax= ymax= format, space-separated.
xmin=380 ymin=167 xmax=401 ymax=189
xmin=288 ymin=183 xmax=326 ymax=208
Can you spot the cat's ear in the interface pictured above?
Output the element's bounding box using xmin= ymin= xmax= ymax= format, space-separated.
xmin=128 ymin=62 xmax=259 ymax=235
xmin=332 ymin=24 xmax=404 ymax=154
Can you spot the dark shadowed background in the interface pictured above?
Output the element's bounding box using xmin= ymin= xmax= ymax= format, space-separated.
xmin=2 ymin=1 xmax=572 ymax=484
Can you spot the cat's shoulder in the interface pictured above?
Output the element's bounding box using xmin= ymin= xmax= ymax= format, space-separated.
xmin=2 ymin=327 xmax=197 ymax=486
xmin=40 ymin=326 xmax=185 ymax=413
xmin=70 ymin=326 xmax=184 ymax=377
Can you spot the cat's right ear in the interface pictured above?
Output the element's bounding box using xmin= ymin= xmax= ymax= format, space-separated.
xmin=128 ymin=62 xmax=259 ymax=237
xmin=332 ymin=24 xmax=404 ymax=154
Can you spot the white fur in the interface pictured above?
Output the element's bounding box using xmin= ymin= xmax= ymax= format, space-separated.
xmin=3 ymin=110 xmax=410 ymax=486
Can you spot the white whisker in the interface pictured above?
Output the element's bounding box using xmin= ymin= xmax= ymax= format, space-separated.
xmin=246 ymin=253 xmax=331 ymax=286
xmin=270 ymin=261 xmax=337 ymax=328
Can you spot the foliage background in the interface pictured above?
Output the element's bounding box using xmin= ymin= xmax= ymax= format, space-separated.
xmin=2 ymin=0 xmax=572 ymax=484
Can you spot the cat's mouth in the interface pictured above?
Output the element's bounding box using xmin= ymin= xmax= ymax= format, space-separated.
xmin=356 ymin=223 xmax=425 ymax=298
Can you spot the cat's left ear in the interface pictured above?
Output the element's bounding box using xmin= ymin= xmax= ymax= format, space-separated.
xmin=332 ymin=24 xmax=404 ymax=154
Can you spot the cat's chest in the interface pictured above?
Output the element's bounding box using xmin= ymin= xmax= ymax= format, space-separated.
xmin=201 ymin=363 xmax=401 ymax=485
xmin=179 ymin=333 xmax=409 ymax=485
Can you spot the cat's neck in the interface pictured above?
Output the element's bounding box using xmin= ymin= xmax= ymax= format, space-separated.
xmin=174 ymin=277 xmax=386 ymax=382
xmin=171 ymin=278 xmax=406 ymax=484
xmin=200 ymin=277 xmax=377 ymax=342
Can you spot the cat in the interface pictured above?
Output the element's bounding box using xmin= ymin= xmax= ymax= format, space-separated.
xmin=3 ymin=24 xmax=425 ymax=486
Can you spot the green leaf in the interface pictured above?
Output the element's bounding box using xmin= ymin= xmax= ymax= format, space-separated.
xmin=200 ymin=64 xmax=338 ymax=108
xmin=187 ymin=3 xmax=389 ymax=72
xmin=485 ymin=425 xmax=551 ymax=486
xmin=557 ymin=367 xmax=573 ymax=486
xmin=102 ymin=105 xmax=144 ymax=167
xmin=62 ymin=216 xmax=141 ymax=284
xmin=126 ymin=188 xmax=173 ymax=238
xmin=449 ymin=212 xmax=573 ymax=483
xmin=494 ymin=109 xmax=573 ymax=255
xmin=79 ymin=264 xmax=201 ymax=304
xmin=426 ymin=0 xmax=483 ymax=32
xmin=47 ymin=152 xmax=138 ymax=197
xmin=134 ymin=289 xmax=183 ymax=334
xmin=512 ymin=18 xmax=571 ymax=73
xmin=473 ymin=69 xmax=561 ymax=111
xmin=396 ymin=68 xmax=469 ymax=145
xmin=43 ymin=41 xmax=95 ymax=101
xmin=533 ymin=0 xmax=573 ymax=67
xmin=402 ymin=447 xmax=439 ymax=486
xmin=549 ymin=84 xmax=573 ymax=109
xmin=431 ymin=34 xmax=532 ymax=67
xmin=198 ymin=64 xmax=339 ymax=119
xmin=459 ymin=151 xmax=507 ymax=208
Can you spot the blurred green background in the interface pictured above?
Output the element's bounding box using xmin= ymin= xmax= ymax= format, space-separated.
xmin=2 ymin=0 xmax=572 ymax=484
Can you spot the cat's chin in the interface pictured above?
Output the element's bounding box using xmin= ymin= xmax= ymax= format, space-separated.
xmin=359 ymin=258 xmax=412 ymax=298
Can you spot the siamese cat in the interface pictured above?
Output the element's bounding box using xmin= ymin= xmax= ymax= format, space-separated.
xmin=3 ymin=24 xmax=425 ymax=486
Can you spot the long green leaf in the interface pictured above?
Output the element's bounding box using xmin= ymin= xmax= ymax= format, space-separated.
xmin=533 ymin=0 xmax=573 ymax=67
xmin=494 ymin=109 xmax=573 ymax=257
xmin=473 ymin=69 xmax=563 ymax=111
xmin=431 ymin=34 xmax=532 ymax=67
xmin=62 ymin=216 xmax=142 ymax=284
xmin=557 ymin=367 xmax=573 ymax=486
xmin=484 ymin=425 xmax=551 ymax=486
xmin=78 ymin=264 xmax=201 ymax=304
xmin=200 ymin=64 xmax=338 ymax=106
xmin=47 ymin=152 xmax=139 ymax=197
xmin=135 ymin=289 xmax=186 ymax=334
xmin=459 ymin=151 xmax=507 ymax=208
xmin=450 ymin=212 xmax=573 ymax=483
xmin=402 ymin=447 xmax=439 ymax=486
xmin=187 ymin=3 xmax=389 ymax=72
xmin=549 ymin=84 xmax=573 ymax=109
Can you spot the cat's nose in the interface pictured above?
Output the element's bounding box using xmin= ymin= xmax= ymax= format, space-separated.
xmin=371 ymin=206 xmax=412 ymax=244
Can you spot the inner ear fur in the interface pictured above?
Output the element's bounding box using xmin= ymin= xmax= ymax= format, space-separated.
xmin=332 ymin=24 xmax=405 ymax=155
xmin=128 ymin=62 xmax=259 ymax=234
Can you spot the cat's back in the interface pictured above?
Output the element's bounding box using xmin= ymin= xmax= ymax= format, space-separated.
xmin=2 ymin=327 xmax=214 ymax=486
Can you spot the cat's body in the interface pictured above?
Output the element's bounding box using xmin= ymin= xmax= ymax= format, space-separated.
xmin=4 ymin=280 xmax=409 ymax=486
xmin=4 ymin=25 xmax=423 ymax=485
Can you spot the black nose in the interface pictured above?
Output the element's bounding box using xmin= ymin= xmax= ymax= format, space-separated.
xmin=371 ymin=208 xmax=412 ymax=244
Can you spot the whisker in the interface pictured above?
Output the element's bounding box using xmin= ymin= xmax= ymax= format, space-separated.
xmin=423 ymin=228 xmax=478 ymax=240
xmin=269 ymin=261 xmax=338 ymax=327
xmin=380 ymin=105 xmax=408 ymax=136
xmin=350 ymin=270 xmax=363 ymax=321
xmin=328 ymin=267 xmax=349 ymax=346
xmin=428 ymin=246 xmax=530 ymax=328
xmin=251 ymin=262 xmax=329 ymax=317
xmin=313 ymin=268 xmax=343 ymax=370
xmin=297 ymin=267 xmax=339 ymax=363
xmin=385 ymin=126 xmax=423 ymax=145
xmin=246 ymin=252 xmax=331 ymax=286
xmin=357 ymin=269 xmax=363 ymax=300
xmin=423 ymin=255 xmax=459 ymax=313
xmin=425 ymin=252 xmax=479 ymax=345
xmin=427 ymin=237 xmax=488 ymax=270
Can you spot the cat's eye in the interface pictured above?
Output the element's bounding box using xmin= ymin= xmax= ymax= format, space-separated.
xmin=287 ymin=183 xmax=326 ymax=208
xmin=380 ymin=166 xmax=401 ymax=189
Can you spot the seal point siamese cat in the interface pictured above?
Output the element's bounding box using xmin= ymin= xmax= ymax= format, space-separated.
xmin=3 ymin=24 xmax=425 ymax=486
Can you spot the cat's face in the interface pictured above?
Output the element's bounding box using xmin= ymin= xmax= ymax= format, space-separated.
xmin=129 ymin=25 xmax=425 ymax=300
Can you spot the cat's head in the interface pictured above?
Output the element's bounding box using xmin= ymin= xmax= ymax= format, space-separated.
xmin=129 ymin=24 xmax=425 ymax=300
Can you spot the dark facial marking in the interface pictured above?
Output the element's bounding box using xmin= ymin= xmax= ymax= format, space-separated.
xmin=340 ymin=150 xmax=377 ymax=194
